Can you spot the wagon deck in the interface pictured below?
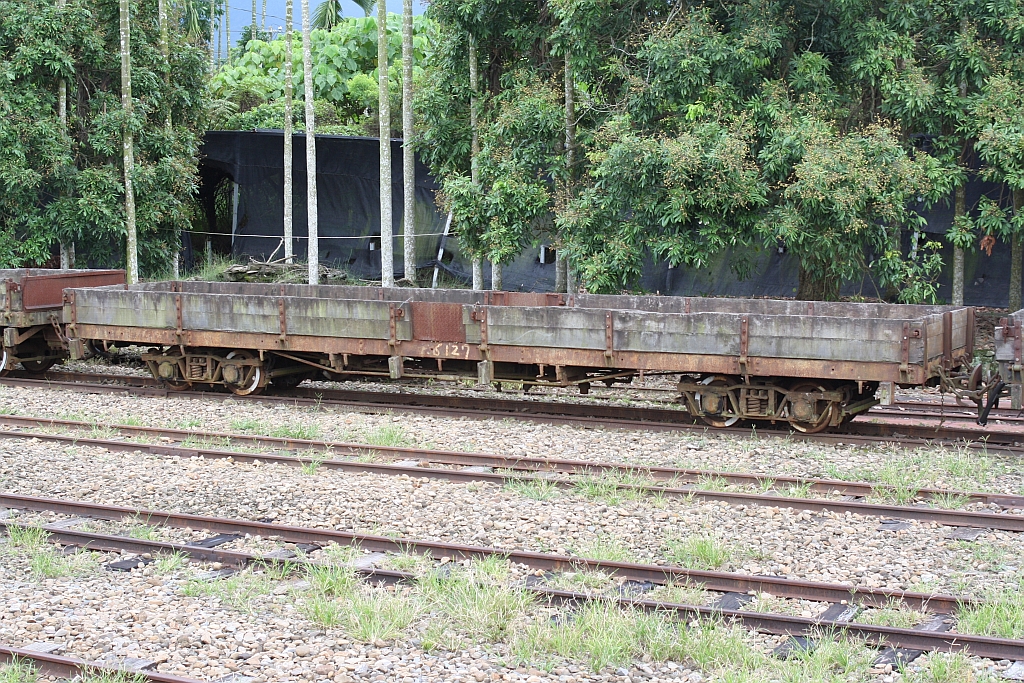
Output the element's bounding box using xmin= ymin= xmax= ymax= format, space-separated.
xmin=65 ymin=281 xmax=975 ymax=431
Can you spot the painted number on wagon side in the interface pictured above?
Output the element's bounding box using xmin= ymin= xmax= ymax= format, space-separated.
xmin=424 ymin=343 xmax=471 ymax=359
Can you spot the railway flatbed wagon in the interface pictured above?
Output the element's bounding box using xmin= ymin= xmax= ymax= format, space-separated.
xmin=0 ymin=268 xmax=125 ymax=374
xmin=64 ymin=281 xmax=975 ymax=432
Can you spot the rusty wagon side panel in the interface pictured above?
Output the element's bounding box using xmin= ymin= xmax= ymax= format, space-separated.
xmin=67 ymin=282 xmax=972 ymax=387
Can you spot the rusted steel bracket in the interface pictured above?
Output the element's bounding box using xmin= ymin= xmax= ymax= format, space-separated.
xmin=388 ymin=303 xmax=405 ymax=349
xmin=604 ymin=312 xmax=614 ymax=364
xmin=807 ymin=302 xmax=814 ymax=315
xmin=966 ymin=307 xmax=975 ymax=357
xmin=278 ymin=298 xmax=288 ymax=345
xmin=942 ymin=311 xmax=953 ymax=370
xmin=739 ymin=317 xmax=749 ymax=380
xmin=900 ymin=322 xmax=910 ymax=381
xmin=63 ymin=290 xmax=77 ymax=336
xmin=684 ymin=298 xmax=691 ymax=314
xmin=470 ymin=306 xmax=488 ymax=353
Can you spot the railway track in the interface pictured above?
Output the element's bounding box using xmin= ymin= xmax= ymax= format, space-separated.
xmin=1 ymin=415 xmax=1022 ymax=531
xmin=3 ymin=493 xmax=1023 ymax=661
xmin=0 ymin=644 xmax=202 ymax=683
xmin=3 ymin=372 xmax=1024 ymax=453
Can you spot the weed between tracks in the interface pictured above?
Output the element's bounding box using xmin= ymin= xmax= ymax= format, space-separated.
xmin=856 ymin=598 xmax=926 ymax=629
xmin=664 ymin=535 xmax=732 ymax=570
xmin=956 ymin=580 xmax=1024 ymax=639
xmin=2 ymin=525 xmax=98 ymax=578
xmin=0 ymin=658 xmax=37 ymax=683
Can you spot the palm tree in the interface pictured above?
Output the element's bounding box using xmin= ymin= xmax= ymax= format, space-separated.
xmin=57 ymin=0 xmax=73 ymax=268
xmin=378 ymin=0 xmax=393 ymax=286
xmin=312 ymin=0 xmax=343 ymax=29
xmin=301 ymin=0 xmax=319 ymax=284
xmin=401 ymin=0 xmax=414 ymax=284
xmin=354 ymin=0 xmax=375 ymax=18
xmin=120 ymin=0 xmax=138 ymax=284
xmin=468 ymin=33 xmax=482 ymax=290
xmin=283 ymin=0 xmax=294 ymax=263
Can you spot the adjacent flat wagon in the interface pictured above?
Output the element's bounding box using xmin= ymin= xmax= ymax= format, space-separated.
xmin=64 ymin=281 xmax=975 ymax=432
xmin=0 ymin=268 xmax=124 ymax=374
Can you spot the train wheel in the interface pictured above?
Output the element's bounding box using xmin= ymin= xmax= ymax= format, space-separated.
xmin=786 ymin=381 xmax=837 ymax=434
xmin=162 ymin=379 xmax=193 ymax=391
xmin=224 ymin=350 xmax=265 ymax=396
xmin=20 ymin=357 xmax=58 ymax=375
xmin=0 ymin=347 xmax=8 ymax=377
xmin=694 ymin=375 xmax=740 ymax=428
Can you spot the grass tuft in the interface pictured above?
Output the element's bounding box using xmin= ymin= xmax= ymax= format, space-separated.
xmin=505 ymin=477 xmax=561 ymax=501
xmin=0 ymin=658 xmax=38 ymax=683
xmin=957 ymin=582 xmax=1024 ymax=639
xmin=571 ymin=536 xmax=636 ymax=563
xmin=181 ymin=569 xmax=272 ymax=613
xmin=665 ymin=535 xmax=731 ymax=570
xmin=858 ymin=599 xmax=925 ymax=629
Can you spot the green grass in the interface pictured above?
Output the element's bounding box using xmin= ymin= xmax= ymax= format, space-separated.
xmin=694 ymin=475 xmax=731 ymax=492
xmin=858 ymin=599 xmax=925 ymax=629
xmin=665 ymin=535 xmax=731 ymax=570
xmin=778 ymin=482 xmax=813 ymax=498
xmin=927 ymin=492 xmax=970 ymax=509
xmin=419 ymin=559 xmax=535 ymax=645
xmin=300 ymin=452 xmax=328 ymax=475
xmin=547 ymin=570 xmax=614 ymax=593
xmin=571 ymin=536 xmax=636 ymax=563
xmin=128 ymin=524 xmax=160 ymax=541
xmin=504 ymin=477 xmax=561 ymax=500
xmin=155 ymin=552 xmax=189 ymax=574
xmin=957 ymin=582 xmax=1024 ymax=639
xmin=572 ymin=474 xmax=627 ymax=504
xmin=903 ymin=652 xmax=977 ymax=683
xmin=78 ymin=671 xmax=145 ymax=683
xmin=0 ymin=658 xmax=38 ymax=683
xmin=4 ymin=525 xmax=49 ymax=553
xmin=358 ymin=424 xmax=413 ymax=448
xmin=646 ymin=582 xmax=708 ymax=606
xmin=172 ymin=417 xmax=203 ymax=430
xmin=270 ymin=423 xmax=323 ymax=441
xmin=952 ymin=540 xmax=1009 ymax=571
xmin=29 ymin=548 xmax=98 ymax=578
xmin=386 ymin=550 xmax=432 ymax=574
xmin=230 ymin=418 xmax=262 ymax=433
xmin=181 ymin=569 xmax=273 ymax=613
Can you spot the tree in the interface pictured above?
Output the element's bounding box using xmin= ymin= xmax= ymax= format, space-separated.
xmin=120 ymin=0 xmax=138 ymax=283
xmin=283 ymin=0 xmax=294 ymax=263
xmin=313 ymin=0 xmax=343 ymax=30
xmin=301 ymin=0 xmax=319 ymax=284
xmin=378 ymin=0 xmax=394 ymax=286
xmin=401 ymin=0 xmax=415 ymax=284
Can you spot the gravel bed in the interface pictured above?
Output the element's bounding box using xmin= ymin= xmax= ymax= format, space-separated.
xmin=0 ymin=522 xmax=1013 ymax=683
xmin=1 ymin=387 xmax=1020 ymax=681
xmin=2 ymin=382 xmax=1023 ymax=501
xmin=1 ymin=432 xmax=1020 ymax=598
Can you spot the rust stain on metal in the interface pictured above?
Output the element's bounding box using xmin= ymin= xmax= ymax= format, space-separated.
xmin=20 ymin=270 xmax=124 ymax=311
xmin=411 ymin=302 xmax=466 ymax=343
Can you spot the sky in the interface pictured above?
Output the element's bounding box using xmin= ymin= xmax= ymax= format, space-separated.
xmin=221 ymin=0 xmax=427 ymax=46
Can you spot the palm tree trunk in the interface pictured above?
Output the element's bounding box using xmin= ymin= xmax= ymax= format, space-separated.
xmin=1012 ymin=189 xmax=1024 ymax=312
xmin=468 ymin=33 xmax=482 ymax=290
xmin=159 ymin=0 xmax=177 ymax=276
xmin=491 ymin=262 xmax=502 ymax=290
xmin=283 ymin=0 xmax=294 ymax=263
xmin=251 ymin=0 xmax=257 ymax=42
xmin=378 ymin=0 xmax=394 ymax=287
xmin=119 ymin=0 xmax=138 ymax=284
xmin=58 ymin=0 xmax=73 ymax=268
xmin=952 ymin=182 xmax=966 ymax=306
xmin=225 ymin=1 xmax=230 ymax=64
xmin=401 ymin=0 xmax=415 ymax=285
xmin=262 ymin=0 xmax=267 ymax=30
xmin=209 ymin=0 xmax=217 ymax=70
xmin=556 ymin=47 xmax=575 ymax=294
xmin=301 ymin=0 xmax=318 ymax=284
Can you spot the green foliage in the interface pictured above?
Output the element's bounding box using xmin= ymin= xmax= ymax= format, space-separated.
xmin=0 ymin=0 xmax=208 ymax=273
xmin=211 ymin=15 xmax=428 ymax=134
xmin=417 ymin=0 xmax=1024 ymax=300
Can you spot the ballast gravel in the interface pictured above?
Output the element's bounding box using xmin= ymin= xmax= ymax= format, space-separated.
xmin=0 ymin=382 xmax=1021 ymax=682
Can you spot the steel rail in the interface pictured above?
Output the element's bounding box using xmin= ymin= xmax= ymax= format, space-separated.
xmin=2 ymin=424 xmax=1023 ymax=533
xmin=2 ymin=413 xmax=1021 ymax=509
xmin=3 ymin=373 xmax=1023 ymax=452
xmin=2 ymin=520 xmax=1017 ymax=660
xmin=0 ymin=493 xmax=970 ymax=613
xmin=0 ymin=645 xmax=202 ymax=683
